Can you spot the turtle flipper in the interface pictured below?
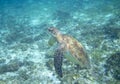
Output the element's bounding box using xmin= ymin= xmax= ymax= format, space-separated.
xmin=48 ymin=36 xmax=57 ymax=46
xmin=54 ymin=48 xmax=63 ymax=77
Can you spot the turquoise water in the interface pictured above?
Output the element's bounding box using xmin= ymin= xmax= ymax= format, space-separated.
xmin=0 ymin=0 xmax=120 ymax=84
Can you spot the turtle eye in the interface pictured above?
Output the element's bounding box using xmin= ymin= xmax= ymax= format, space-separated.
xmin=48 ymin=28 xmax=56 ymax=34
xmin=48 ymin=27 xmax=59 ymax=37
xmin=48 ymin=28 xmax=53 ymax=32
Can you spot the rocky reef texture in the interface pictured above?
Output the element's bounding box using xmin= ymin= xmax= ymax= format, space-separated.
xmin=0 ymin=0 xmax=120 ymax=84
xmin=104 ymin=52 xmax=120 ymax=80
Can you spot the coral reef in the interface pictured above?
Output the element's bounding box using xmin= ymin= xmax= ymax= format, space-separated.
xmin=104 ymin=52 xmax=120 ymax=80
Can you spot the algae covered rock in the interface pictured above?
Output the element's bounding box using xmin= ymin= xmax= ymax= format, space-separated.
xmin=104 ymin=52 xmax=120 ymax=80
xmin=0 ymin=59 xmax=23 ymax=74
xmin=17 ymin=69 xmax=30 ymax=80
xmin=20 ymin=36 xmax=34 ymax=44
xmin=5 ymin=32 xmax=25 ymax=44
xmin=0 ymin=59 xmax=34 ymax=74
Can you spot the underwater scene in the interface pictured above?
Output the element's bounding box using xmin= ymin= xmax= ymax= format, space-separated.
xmin=0 ymin=0 xmax=120 ymax=84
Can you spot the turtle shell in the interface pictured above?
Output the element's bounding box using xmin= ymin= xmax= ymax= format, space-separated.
xmin=62 ymin=35 xmax=90 ymax=69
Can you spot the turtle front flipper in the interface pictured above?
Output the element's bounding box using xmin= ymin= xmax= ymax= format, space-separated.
xmin=48 ymin=36 xmax=57 ymax=47
xmin=54 ymin=48 xmax=63 ymax=77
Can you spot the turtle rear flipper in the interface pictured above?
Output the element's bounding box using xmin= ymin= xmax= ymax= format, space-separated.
xmin=54 ymin=48 xmax=63 ymax=77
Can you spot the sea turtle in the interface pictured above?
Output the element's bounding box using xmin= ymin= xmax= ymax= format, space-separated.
xmin=48 ymin=27 xmax=90 ymax=77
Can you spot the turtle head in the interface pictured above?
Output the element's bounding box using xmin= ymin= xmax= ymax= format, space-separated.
xmin=48 ymin=27 xmax=60 ymax=37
